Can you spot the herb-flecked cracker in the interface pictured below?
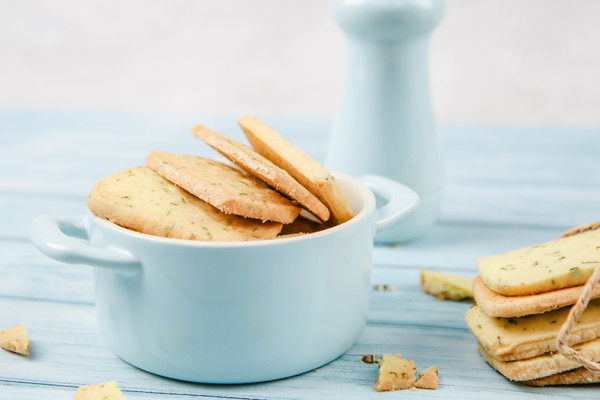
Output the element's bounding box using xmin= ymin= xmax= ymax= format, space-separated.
xmin=477 ymin=337 xmax=600 ymax=381
xmin=524 ymin=366 xmax=600 ymax=386
xmin=146 ymin=151 xmax=300 ymax=223
xmin=238 ymin=116 xmax=353 ymax=224
xmin=191 ymin=124 xmax=330 ymax=222
xmin=279 ymin=215 xmax=328 ymax=236
xmin=478 ymin=229 xmax=600 ymax=296
xmin=420 ymin=270 xmax=473 ymax=300
xmin=86 ymin=167 xmax=282 ymax=241
xmin=466 ymin=301 xmax=600 ymax=361
xmin=472 ymin=275 xmax=600 ymax=318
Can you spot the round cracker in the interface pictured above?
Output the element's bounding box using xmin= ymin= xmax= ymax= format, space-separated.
xmin=146 ymin=151 xmax=300 ymax=223
xmin=86 ymin=167 xmax=282 ymax=241
xmin=238 ymin=115 xmax=353 ymax=224
xmin=191 ymin=124 xmax=331 ymax=222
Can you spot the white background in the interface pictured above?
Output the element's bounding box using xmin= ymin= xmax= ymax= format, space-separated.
xmin=2 ymin=0 xmax=599 ymax=126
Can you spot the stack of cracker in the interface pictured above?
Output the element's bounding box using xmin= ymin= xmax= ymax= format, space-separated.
xmin=466 ymin=226 xmax=600 ymax=386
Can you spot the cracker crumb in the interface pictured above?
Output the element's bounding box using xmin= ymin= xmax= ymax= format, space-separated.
xmin=361 ymin=354 xmax=383 ymax=365
xmin=73 ymin=381 xmax=125 ymax=400
xmin=421 ymin=270 xmax=473 ymax=300
xmin=374 ymin=284 xmax=395 ymax=292
xmin=415 ymin=366 xmax=439 ymax=389
xmin=0 ymin=323 xmax=30 ymax=355
xmin=373 ymin=354 xmax=416 ymax=392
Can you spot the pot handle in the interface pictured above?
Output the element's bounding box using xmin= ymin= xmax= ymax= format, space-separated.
xmin=359 ymin=175 xmax=420 ymax=233
xmin=29 ymin=216 xmax=140 ymax=276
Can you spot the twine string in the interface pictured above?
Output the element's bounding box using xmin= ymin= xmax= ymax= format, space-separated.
xmin=559 ymin=222 xmax=600 ymax=240
xmin=555 ymin=222 xmax=600 ymax=375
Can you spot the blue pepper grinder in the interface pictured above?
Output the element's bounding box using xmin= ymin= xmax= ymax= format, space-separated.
xmin=327 ymin=0 xmax=446 ymax=243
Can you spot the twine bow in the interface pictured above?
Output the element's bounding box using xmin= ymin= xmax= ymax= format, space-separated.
xmin=555 ymin=222 xmax=600 ymax=375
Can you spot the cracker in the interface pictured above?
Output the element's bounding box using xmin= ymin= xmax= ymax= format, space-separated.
xmin=191 ymin=124 xmax=331 ymax=222
xmin=420 ymin=270 xmax=473 ymax=300
xmin=373 ymin=354 xmax=416 ymax=392
xmin=0 ymin=323 xmax=30 ymax=355
xmin=466 ymin=301 xmax=600 ymax=361
xmin=478 ymin=229 xmax=600 ymax=296
xmin=415 ymin=366 xmax=439 ymax=389
xmin=86 ymin=167 xmax=282 ymax=241
xmin=146 ymin=151 xmax=300 ymax=224
xmin=238 ymin=116 xmax=353 ymax=224
xmin=473 ymin=275 xmax=600 ymax=318
xmin=279 ymin=215 xmax=328 ymax=236
xmin=524 ymin=366 xmax=600 ymax=386
xmin=275 ymin=233 xmax=307 ymax=239
xmin=477 ymin=338 xmax=600 ymax=381
xmin=73 ymin=381 xmax=125 ymax=400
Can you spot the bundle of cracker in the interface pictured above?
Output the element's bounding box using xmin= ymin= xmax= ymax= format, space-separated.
xmin=466 ymin=224 xmax=600 ymax=386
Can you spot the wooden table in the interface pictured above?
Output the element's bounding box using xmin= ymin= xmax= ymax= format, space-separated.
xmin=1 ymin=110 xmax=599 ymax=398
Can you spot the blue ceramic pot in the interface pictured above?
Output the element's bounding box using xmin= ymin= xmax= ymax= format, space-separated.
xmin=30 ymin=172 xmax=418 ymax=383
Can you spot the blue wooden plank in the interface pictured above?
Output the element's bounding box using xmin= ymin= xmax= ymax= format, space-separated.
xmin=1 ymin=111 xmax=598 ymax=191
xmin=442 ymin=124 xmax=600 ymax=186
xmin=0 ymin=242 xmax=95 ymax=304
xmin=0 ymin=194 xmax=87 ymax=239
xmin=1 ymin=295 xmax=597 ymax=399
xmin=440 ymin=182 xmax=600 ymax=229
xmin=374 ymin=223 xmax=567 ymax=270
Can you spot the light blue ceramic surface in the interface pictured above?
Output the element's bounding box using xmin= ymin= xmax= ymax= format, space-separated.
xmin=328 ymin=0 xmax=446 ymax=243
xmin=29 ymin=172 xmax=418 ymax=384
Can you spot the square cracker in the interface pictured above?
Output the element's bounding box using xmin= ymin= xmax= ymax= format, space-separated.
xmin=478 ymin=229 xmax=600 ymax=296
xmin=238 ymin=116 xmax=353 ymax=224
xmin=146 ymin=151 xmax=300 ymax=224
xmin=191 ymin=124 xmax=330 ymax=222
xmin=473 ymin=275 xmax=600 ymax=318
xmin=420 ymin=270 xmax=473 ymax=300
xmin=86 ymin=167 xmax=282 ymax=241
xmin=466 ymin=301 xmax=600 ymax=361
xmin=524 ymin=366 xmax=600 ymax=386
xmin=477 ymin=337 xmax=600 ymax=381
